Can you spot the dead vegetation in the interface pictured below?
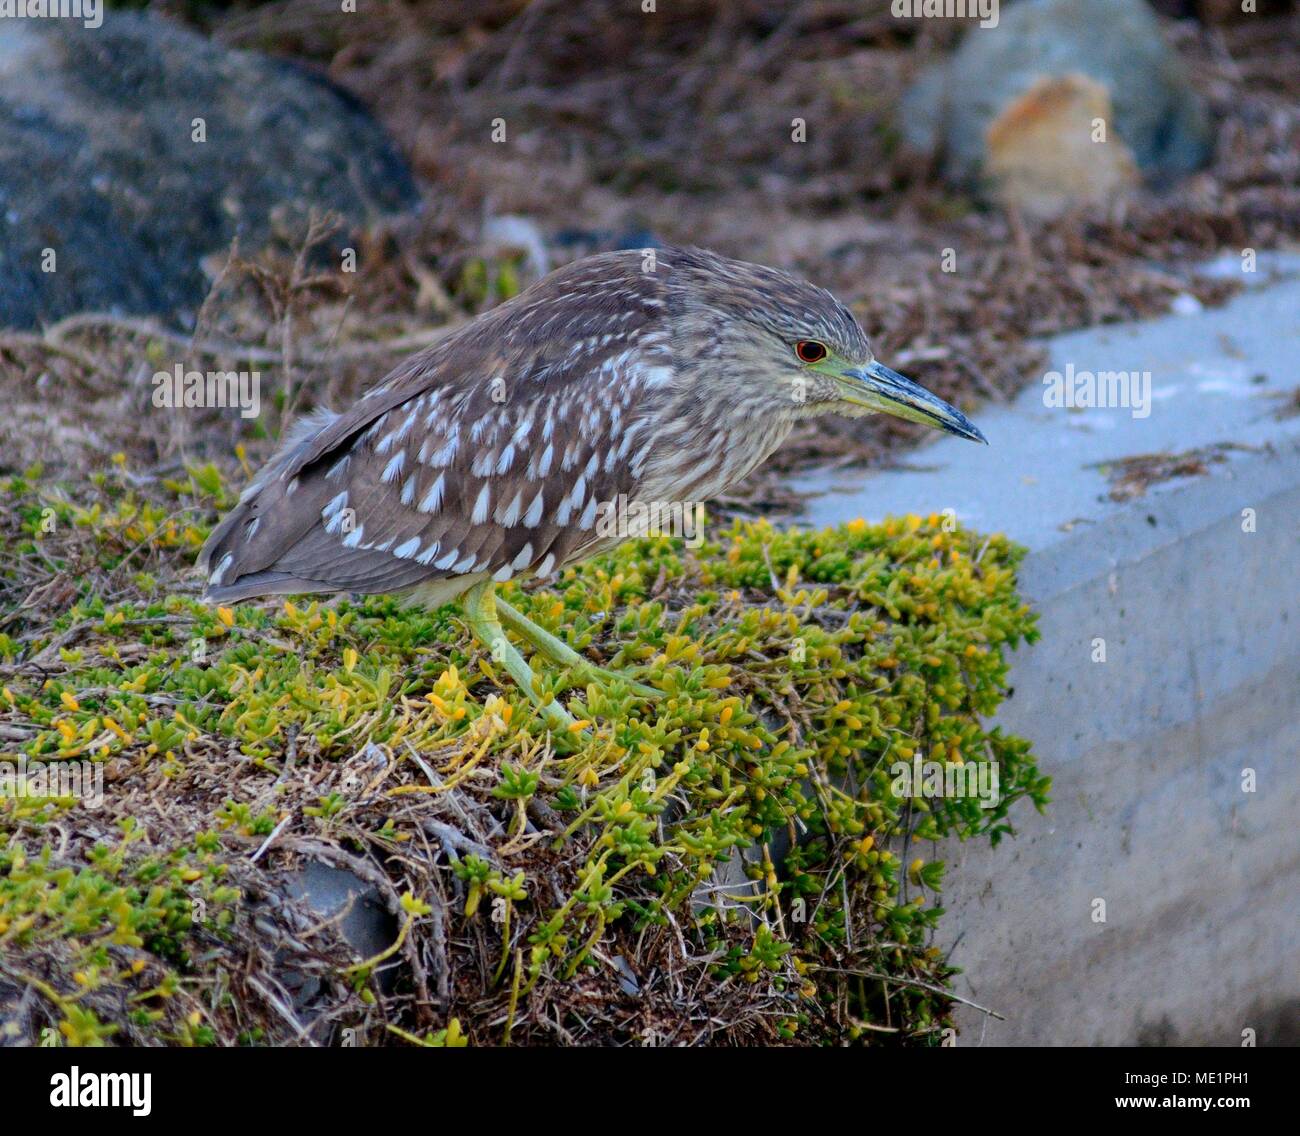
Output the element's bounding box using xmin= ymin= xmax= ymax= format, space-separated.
xmin=6 ymin=1 xmax=1291 ymax=514
xmin=1087 ymin=441 xmax=1267 ymax=501
xmin=208 ymin=0 xmax=1298 ymax=506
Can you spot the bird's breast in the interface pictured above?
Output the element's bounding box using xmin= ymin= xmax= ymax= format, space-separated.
xmin=638 ymin=410 xmax=795 ymax=505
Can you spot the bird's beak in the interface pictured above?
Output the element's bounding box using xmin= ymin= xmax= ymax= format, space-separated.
xmin=837 ymin=361 xmax=988 ymax=444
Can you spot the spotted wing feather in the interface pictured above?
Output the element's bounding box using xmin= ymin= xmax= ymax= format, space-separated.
xmin=200 ymin=253 xmax=671 ymax=604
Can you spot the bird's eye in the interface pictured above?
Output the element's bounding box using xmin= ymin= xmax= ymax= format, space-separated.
xmin=795 ymin=340 xmax=828 ymax=364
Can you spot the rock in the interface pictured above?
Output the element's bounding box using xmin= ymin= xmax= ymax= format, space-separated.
xmin=278 ymin=860 xmax=398 ymax=1010
xmin=901 ymin=0 xmax=1212 ymax=215
xmin=984 ymin=73 xmax=1140 ymax=218
xmin=0 ymin=12 xmax=419 ymax=330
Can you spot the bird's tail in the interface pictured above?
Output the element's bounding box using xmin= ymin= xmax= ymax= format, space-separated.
xmin=198 ymin=408 xmax=342 ymax=603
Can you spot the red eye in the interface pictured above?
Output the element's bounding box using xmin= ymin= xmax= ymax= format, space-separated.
xmin=795 ymin=340 xmax=827 ymax=363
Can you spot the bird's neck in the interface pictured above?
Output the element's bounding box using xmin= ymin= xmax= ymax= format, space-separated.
xmin=637 ymin=390 xmax=797 ymax=506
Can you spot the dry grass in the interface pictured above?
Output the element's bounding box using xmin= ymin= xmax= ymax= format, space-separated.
xmin=200 ymin=0 xmax=1299 ymax=511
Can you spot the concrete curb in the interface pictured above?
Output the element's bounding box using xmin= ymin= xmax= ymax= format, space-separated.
xmin=941 ymin=441 xmax=1299 ymax=1046
xmin=791 ymin=262 xmax=1300 ymax=1045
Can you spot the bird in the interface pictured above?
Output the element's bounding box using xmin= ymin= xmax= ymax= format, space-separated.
xmin=200 ymin=245 xmax=986 ymax=734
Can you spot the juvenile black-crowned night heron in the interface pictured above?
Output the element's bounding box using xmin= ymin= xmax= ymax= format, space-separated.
xmin=201 ymin=246 xmax=986 ymax=732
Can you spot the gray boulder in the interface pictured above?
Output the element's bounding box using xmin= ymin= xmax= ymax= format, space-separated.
xmin=0 ymin=12 xmax=419 ymax=329
xmin=902 ymin=0 xmax=1213 ymax=211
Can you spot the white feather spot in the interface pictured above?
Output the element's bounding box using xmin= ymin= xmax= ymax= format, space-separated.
xmin=381 ymin=450 xmax=406 ymax=483
xmin=419 ymin=473 xmax=446 ymax=514
xmin=210 ymin=552 xmax=233 ymax=586
xmin=393 ymin=538 xmax=421 ymax=559
xmin=512 ymin=543 xmax=534 ymax=570
xmin=555 ymin=495 xmax=573 ymax=526
xmin=495 ymin=489 xmax=523 ymax=527
xmin=426 ymin=434 xmax=459 ymax=467
xmin=536 ymin=552 xmax=556 ymax=578
xmin=471 ymin=483 xmax=491 ymax=524
xmin=523 ymin=489 xmax=545 ymax=528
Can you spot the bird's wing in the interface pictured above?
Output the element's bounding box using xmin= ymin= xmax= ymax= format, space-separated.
xmin=200 ymin=331 xmax=670 ymax=604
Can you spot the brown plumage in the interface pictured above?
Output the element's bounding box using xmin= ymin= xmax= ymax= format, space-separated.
xmin=200 ymin=245 xmax=984 ymax=726
xmin=204 ymin=247 xmax=859 ymax=602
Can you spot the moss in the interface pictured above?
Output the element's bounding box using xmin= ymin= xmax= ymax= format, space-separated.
xmin=0 ymin=465 xmax=1045 ymax=1046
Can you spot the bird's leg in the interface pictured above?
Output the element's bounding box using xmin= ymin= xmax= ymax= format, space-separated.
xmin=494 ymin=595 xmax=661 ymax=700
xmin=461 ymin=580 xmax=581 ymax=735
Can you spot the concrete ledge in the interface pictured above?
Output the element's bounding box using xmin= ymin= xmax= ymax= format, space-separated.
xmin=941 ymin=444 xmax=1299 ymax=1046
xmin=792 ymin=263 xmax=1300 ymax=1045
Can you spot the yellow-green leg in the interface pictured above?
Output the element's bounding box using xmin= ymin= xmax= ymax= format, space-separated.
xmin=495 ymin=595 xmax=660 ymax=700
xmin=462 ymin=580 xmax=580 ymax=735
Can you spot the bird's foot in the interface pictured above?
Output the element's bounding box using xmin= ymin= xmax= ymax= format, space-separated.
xmin=462 ymin=581 xmax=588 ymax=742
xmin=571 ymin=662 xmax=662 ymax=701
xmin=494 ymin=595 xmax=661 ymax=700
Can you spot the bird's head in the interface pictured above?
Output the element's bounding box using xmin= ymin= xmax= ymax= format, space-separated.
xmin=666 ymin=248 xmax=987 ymax=444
